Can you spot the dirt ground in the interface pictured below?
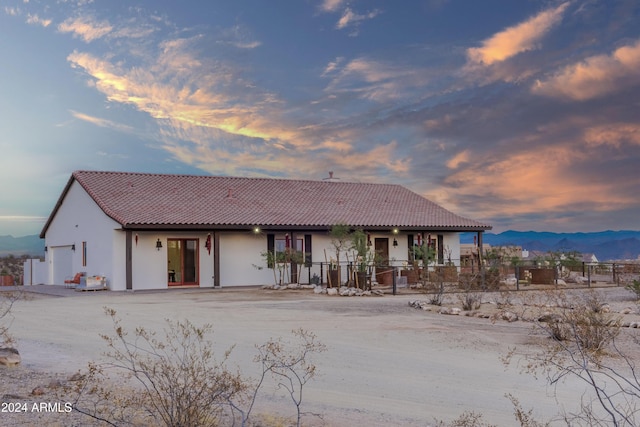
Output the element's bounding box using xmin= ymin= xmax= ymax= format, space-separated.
xmin=1 ymin=284 xmax=639 ymax=426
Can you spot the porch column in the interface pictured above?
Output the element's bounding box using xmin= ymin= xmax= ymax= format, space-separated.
xmin=477 ymin=231 xmax=485 ymax=288
xmin=290 ymin=231 xmax=298 ymax=284
xmin=125 ymin=230 xmax=133 ymax=290
xmin=213 ymin=232 xmax=220 ymax=287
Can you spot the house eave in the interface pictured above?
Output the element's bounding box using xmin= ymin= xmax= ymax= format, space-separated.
xmin=120 ymin=223 xmax=492 ymax=233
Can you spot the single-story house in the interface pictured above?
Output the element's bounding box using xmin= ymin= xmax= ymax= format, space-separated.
xmin=39 ymin=170 xmax=491 ymax=290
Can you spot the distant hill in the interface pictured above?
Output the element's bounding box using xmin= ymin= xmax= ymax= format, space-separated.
xmin=0 ymin=235 xmax=44 ymax=257
xmin=461 ymin=230 xmax=640 ymax=262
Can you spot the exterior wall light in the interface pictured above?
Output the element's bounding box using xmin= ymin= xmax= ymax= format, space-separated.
xmin=156 ymin=239 xmax=163 ymax=250
xmin=71 ymin=244 xmax=76 ymax=251
xmin=393 ymin=238 xmax=398 ymax=247
xmin=253 ymin=226 xmax=261 ymax=234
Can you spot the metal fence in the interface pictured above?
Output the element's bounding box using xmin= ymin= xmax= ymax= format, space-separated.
xmin=293 ymin=260 xmax=640 ymax=293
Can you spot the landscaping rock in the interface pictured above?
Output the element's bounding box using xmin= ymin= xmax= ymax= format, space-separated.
xmin=501 ymin=311 xmax=518 ymax=322
xmin=0 ymin=348 xmax=21 ymax=366
xmin=327 ymin=288 xmax=338 ymax=296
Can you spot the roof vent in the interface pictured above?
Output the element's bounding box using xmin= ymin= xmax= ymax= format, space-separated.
xmin=226 ymin=188 xmax=234 ymax=199
xmin=323 ymin=171 xmax=340 ymax=182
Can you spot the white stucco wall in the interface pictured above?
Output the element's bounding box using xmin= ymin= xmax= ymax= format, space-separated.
xmin=43 ymin=181 xmax=120 ymax=286
xmin=219 ymin=233 xmax=273 ymax=286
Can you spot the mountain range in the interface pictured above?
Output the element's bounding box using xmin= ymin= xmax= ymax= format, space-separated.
xmin=460 ymin=230 xmax=640 ymax=262
xmin=0 ymin=235 xmax=44 ymax=257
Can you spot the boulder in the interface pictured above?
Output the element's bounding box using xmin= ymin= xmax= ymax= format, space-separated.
xmin=501 ymin=311 xmax=518 ymax=322
xmin=0 ymin=347 xmax=21 ymax=366
xmin=327 ymin=288 xmax=338 ymax=296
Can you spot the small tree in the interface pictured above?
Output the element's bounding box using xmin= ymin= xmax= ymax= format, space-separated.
xmin=327 ymin=223 xmax=352 ymax=287
xmin=329 ymin=223 xmax=351 ymax=269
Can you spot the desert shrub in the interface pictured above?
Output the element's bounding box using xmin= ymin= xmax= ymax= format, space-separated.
xmin=0 ymin=290 xmax=23 ymax=346
xmin=626 ymin=279 xmax=640 ymax=301
xmin=68 ymin=308 xmax=246 ymax=426
xmin=459 ymin=291 xmax=482 ymax=311
xmin=494 ymin=290 xmax=515 ymax=309
xmin=506 ymin=394 xmax=550 ymax=427
xmin=504 ymin=290 xmax=637 ymax=426
xmin=422 ymin=279 xmax=445 ymax=306
xmin=252 ymin=328 xmax=327 ymax=427
xmin=67 ymin=308 xmax=326 ymax=427
xmin=457 ymin=271 xmax=482 ymax=311
xmin=538 ymin=292 xmax=620 ymax=354
xmin=433 ymin=411 xmax=497 ymax=427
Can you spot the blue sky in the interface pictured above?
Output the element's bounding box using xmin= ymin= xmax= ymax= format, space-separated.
xmin=1 ymin=0 xmax=639 ymax=236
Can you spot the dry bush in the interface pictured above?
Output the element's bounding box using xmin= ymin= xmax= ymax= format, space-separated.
xmin=66 ymin=308 xmax=326 ymax=427
xmin=0 ymin=290 xmax=24 ymax=346
xmin=68 ymin=307 xmax=246 ymax=426
xmin=252 ymin=328 xmax=327 ymax=427
xmin=504 ymin=290 xmax=640 ymax=426
xmin=506 ymin=394 xmax=550 ymax=427
xmin=422 ymin=279 xmax=445 ymax=306
xmin=433 ymin=410 xmax=497 ymax=427
xmin=457 ymin=272 xmax=482 ymax=311
xmin=459 ymin=292 xmax=482 ymax=311
xmin=626 ymin=279 xmax=640 ymax=301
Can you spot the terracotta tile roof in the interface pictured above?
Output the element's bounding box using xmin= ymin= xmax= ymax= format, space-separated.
xmin=43 ymin=170 xmax=491 ymax=234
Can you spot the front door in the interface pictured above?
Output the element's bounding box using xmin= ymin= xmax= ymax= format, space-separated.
xmin=167 ymin=239 xmax=199 ymax=286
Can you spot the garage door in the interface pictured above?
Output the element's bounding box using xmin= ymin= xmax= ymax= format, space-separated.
xmin=51 ymin=246 xmax=73 ymax=285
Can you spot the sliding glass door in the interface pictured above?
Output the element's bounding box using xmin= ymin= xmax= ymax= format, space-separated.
xmin=167 ymin=238 xmax=199 ymax=286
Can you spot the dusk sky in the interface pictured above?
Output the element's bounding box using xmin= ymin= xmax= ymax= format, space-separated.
xmin=1 ymin=0 xmax=639 ymax=237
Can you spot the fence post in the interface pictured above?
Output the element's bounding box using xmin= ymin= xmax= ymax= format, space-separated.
xmin=392 ymin=266 xmax=397 ymax=295
xmin=320 ymin=262 xmax=324 ymax=286
xmin=587 ymin=264 xmax=591 ymax=288
xmin=516 ymin=266 xmax=520 ymax=291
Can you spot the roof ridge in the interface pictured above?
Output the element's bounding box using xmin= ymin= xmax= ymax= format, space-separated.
xmin=72 ymin=170 xmax=401 ymax=187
